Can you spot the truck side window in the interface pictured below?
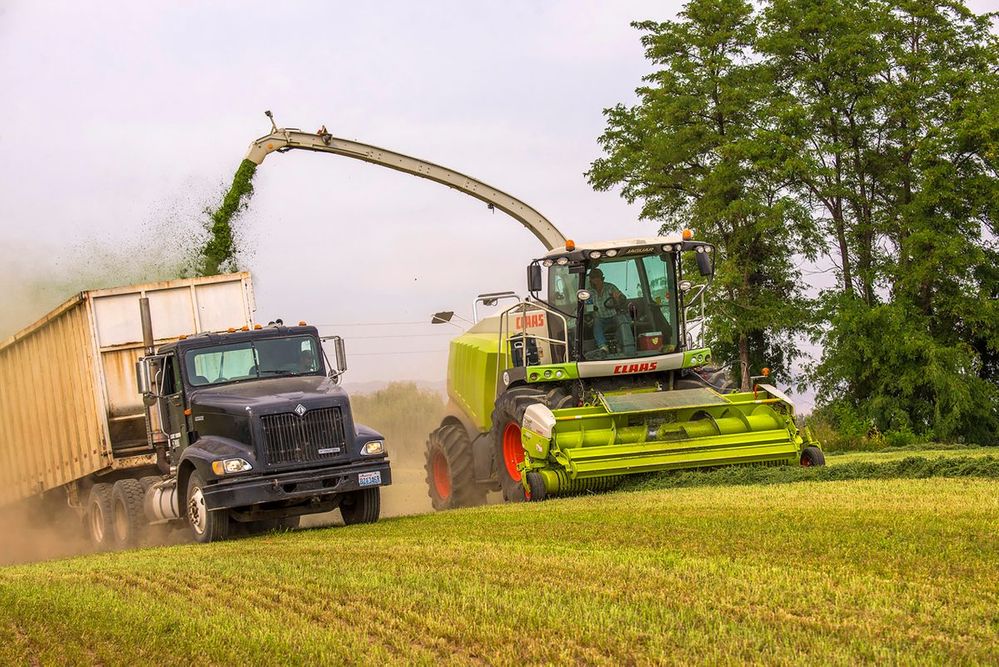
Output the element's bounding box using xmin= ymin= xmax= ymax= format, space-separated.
xmin=161 ymin=355 xmax=178 ymax=396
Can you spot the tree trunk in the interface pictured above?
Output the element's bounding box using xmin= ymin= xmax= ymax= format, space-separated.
xmin=739 ymin=333 xmax=751 ymax=391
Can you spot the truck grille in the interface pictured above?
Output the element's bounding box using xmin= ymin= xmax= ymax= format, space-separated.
xmin=260 ymin=407 xmax=347 ymax=467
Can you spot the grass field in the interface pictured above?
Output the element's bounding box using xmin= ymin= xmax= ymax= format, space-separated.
xmin=2 ymin=474 xmax=998 ymax=664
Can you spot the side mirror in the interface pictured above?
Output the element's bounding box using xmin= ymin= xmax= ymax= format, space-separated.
xmin=333 ymin=336 xmax=347 ymax=374
xmin=696 ymin=250 xmax=713 ymax=277
xmin=527 ymin=264 xmax=543 ymax=293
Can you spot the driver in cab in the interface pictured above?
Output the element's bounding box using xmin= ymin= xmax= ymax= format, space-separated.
xmin=587 ymin=267 xmax=636 ymax=356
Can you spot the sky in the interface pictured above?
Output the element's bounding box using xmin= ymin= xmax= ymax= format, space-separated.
xmin=1 ymin=0 xmax=995 ymax=397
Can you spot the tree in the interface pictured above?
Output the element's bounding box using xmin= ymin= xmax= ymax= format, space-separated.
xmin=589 ymin=0 xmax=819 ymax=389
xmin=762 ymin=0 xmax=999 ymax=441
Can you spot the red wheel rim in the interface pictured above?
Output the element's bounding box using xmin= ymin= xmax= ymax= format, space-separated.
xmin=432 ymin=451 xmax=451 ymax=499
xmin=502 ymin=422 xmax=524 ymax=482
xmin=800 ymin=454 xmax=812 ymax=467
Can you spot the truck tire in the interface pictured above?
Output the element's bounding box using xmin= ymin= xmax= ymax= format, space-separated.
xmin=424 ymin=424 xmax=487 ymax=510
xmin=139 ymin=476 xmax=162 ymax=493
xmin=800 ymin=446 xmax=826 ymax=467
xmin=86 ymin=483 xmax=115 ymax=549
xmin=340 ymin=488 xmax=380 ymax=525
xmin=111 ymin=479 xmax=147 ymax=547
xmin=185 ymin=471 xmax=229 ymax=543
xmin=489 ymin=385 xmax=573 ymax=503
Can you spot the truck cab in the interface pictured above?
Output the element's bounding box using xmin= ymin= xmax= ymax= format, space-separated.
xmin=139 ymin=324 xmax=391 ymax=542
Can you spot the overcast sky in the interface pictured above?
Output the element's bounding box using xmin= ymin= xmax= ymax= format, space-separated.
xmin=1 ymin=0 xmax=994 ymax=395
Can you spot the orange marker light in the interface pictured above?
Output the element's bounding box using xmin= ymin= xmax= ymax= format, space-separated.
xmin=565 ymin=239 xmax=576 ymax=251
xmin=299 ymin=320 xmax=307 ymax=326
xmin=682 ymin=229 xmax=694 ymax=241
xmin=184 ymin=408 xmax=192 ymax=416
xmin=227 ymin=327 xmax=236 ymax=333
xmin=762 ymin=367 xmax=771 ymax=377
xmin=241 ymin=325 xmax=249 ymax=332
xmin=254 ymin=324 xmax=262 ymax=330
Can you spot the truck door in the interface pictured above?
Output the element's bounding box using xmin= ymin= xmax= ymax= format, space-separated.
xmin=157 ymin=353 xmax=189 ymax=453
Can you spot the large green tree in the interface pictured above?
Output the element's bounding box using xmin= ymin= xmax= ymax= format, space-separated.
xmin=761 ymin=0 xmax=999 ymax=441
xmin=588 ymin=0 xmax=818 ymax=390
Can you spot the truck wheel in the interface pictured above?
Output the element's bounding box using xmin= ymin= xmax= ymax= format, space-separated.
xmin=186 ymin=471 xmax=229 ymax=543
xmin=490 ymin=386 xmax=570 ymax=502
xmin=340 ymin=488 xmax=380 ymax=525
xmin=111 ymin=479 xmax=147 ymax=547
xmin=800 ymin=446 xmax=826 ymax=467
xmin=139 ymin=476 xmax=162 ymax=493
xmin=424 ymin=424 xmax=487 ymax=510
xmin=86 ymin=483 xmax=115 ymax=549
xmin=86 ymin=482 xmax=114 ymax=551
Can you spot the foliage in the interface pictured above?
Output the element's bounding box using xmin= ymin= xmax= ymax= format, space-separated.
xmin=3 ymin=477 xmax=998 ymax=663
xmin=588 ymin=0 xmax=820 ymax=388
xmin=593 ymin=0 xmax=999 ymax=440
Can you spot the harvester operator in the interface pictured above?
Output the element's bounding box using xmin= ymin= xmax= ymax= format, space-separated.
xmin=587 ymin=268 xmax=636 ymax=355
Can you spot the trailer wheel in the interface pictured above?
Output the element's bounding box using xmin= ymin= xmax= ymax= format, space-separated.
xmin=490 ymin=385 xmax=568 ymax=503
xmin=112 ymin=479 xmax=147 ymax=547
xmin=424 ymin=424 xmax=487 ymax=510
xmin=800 ymin=446 xmax=826 ymax=467
xmin=185 ymin=471 xmax=229 ymax=543
xmin=86 ymin=483 xmax=115 ymax=549
xmin=340 ymin=488 xmax=380 ymax=525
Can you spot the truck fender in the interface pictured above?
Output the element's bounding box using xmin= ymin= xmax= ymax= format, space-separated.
xmin=179 ymin=436 xmax=259 ymax=483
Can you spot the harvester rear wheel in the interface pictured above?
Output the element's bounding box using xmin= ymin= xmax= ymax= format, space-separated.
xmin=800 ymin=446 xmax=826 ymax=467
xmin=424 ymin=424 xmax=487 ymax=510
xmin=490 ymin=385 xmax=572 ymax=503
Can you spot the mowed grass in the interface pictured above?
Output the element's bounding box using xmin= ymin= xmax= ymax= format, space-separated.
xmin=828 ymin=446 xmax=995 ymax=465
xmin=2 ymin=478 xmax=998 ymax=665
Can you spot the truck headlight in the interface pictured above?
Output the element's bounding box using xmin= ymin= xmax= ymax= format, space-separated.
xmin=211 ymin=458 xmax=253 ymax=475
xmin=361 ymin=440 xmax=385 ymax=456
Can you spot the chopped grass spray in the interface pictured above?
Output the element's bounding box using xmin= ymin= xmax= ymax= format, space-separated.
xmin=198 ymin=158 xmax=258 ymax=276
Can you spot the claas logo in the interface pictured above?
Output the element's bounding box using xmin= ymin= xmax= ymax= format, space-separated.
xmin=613 ymin=361 xmax=658 ymax=374
xmin=515 ymin=313 xmax=546 ymax=329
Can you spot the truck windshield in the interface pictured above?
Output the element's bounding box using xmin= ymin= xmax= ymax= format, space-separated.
xmin=581 ymin=255 xmax=678 ymax=360
xmin=184 ymin=335 xmax=323 ymax=387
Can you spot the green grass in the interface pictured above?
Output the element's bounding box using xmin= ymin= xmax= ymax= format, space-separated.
xmin=2 ymin=477 xmax=998 ymax=664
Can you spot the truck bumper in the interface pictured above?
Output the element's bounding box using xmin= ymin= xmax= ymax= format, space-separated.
xmin=202 ymin=459 xmax=392 ymax=511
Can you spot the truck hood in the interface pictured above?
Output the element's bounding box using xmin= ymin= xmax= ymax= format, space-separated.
xmin=189 ymin=375 xmax=349 ymax=416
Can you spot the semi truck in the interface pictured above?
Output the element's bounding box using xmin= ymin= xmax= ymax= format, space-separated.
xmin=0 ymin=273 xmax=391 ymax=545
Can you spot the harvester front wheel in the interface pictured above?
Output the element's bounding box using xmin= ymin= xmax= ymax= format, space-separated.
xmin=424 ymin=424 xmax=487 ymax=510
xmin=490 ymin=386 xmax=572 ymax=502
xmin=800 ymin=446 xmax=826 ymax=467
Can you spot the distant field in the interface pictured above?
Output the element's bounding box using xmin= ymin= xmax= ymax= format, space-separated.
xmin=2 ymin=477 xmax=998 ymax=664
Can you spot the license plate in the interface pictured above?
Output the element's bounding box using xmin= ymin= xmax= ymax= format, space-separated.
xmin=358 ymin=471 xmax=381 ymax=487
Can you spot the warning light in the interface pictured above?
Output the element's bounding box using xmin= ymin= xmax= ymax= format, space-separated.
xmin=762 ymin=367 xmax=771 ymax=377
xmin=254 ymin=324 xmax=262 ymax=330
xmin=565 ymin=240 xmax=576 ymax=251
xmin=299 ymin=320 xmax=307 ymax=326
xmin=241 ymin=325 xmax=249 ymax=332
xmin=227 ymin=327 xmax=236 ymax=333
xmin=682 ymin=229 xmax=694 ymax=241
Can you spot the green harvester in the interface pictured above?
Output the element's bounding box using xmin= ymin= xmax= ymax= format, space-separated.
xmin=425 ymin=234 xmax=823 ymax=506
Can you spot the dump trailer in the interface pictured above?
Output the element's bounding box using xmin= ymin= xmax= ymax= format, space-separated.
xmin=425 ymin=236 xmax=824 ymax=506
xmin=0 ymin=273 xmax=391 ymax=545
